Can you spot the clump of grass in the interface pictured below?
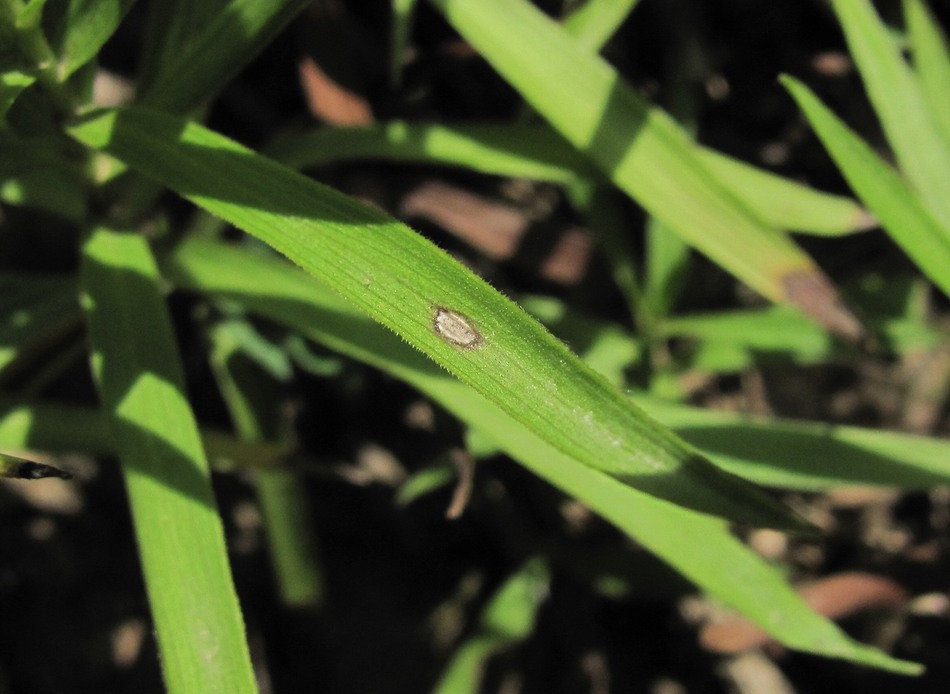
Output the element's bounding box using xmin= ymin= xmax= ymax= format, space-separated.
xmin=2 ymin=0 xmax=949 ymax=690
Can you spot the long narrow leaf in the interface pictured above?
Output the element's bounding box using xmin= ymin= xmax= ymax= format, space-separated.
xmin=269 ymin=121 xmax=870 ymax=236
xmin=389 ymin=0 xmax=420 ymax=87
xmin=0 ymin=394 xmax=290 ymax=470
xmin=208 ymin=322 xmax=324 ymax=607
xmin=164 ymin=237 xmax=950 ymax=491
xmin=80 ymin=227 xmax=256 ymax=693
xmin=630 ymin=394 xmax=950 ymax=491
xmin=162 ymin=236 xmax=920 ymax=673
xmin=138 ymin=0 xmax=311 ymax=114
xmin=562 ymin=0 xmax=642 ymax=53
xmin=136 ymin=0 xmax=231 ymax=91
xmin=69 ymin=106 xmax=808 ymax=530
xmin=782 ymin=75 xmax=950 ymax=298
xmin=831 ymin=0 xmax=950 ymax=232
xmin=904 ymin=0 xmax=950 ymax=152
xmin=42 ymin=0 xmax=136 ymax=79
xmin=432 ymin=559 xmax=549 ymax=694
xmin=426 ymin=0 xmax=859 ymax=338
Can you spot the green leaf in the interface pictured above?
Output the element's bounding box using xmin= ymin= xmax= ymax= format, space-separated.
xmin=80 ymin=227 xmax=256 ymax=693
xmin=396 ymin=461 xmax=456 ymax=506
xmin=162 ymin=236 xmax=921 ymax=673
xmin=831 ymin=0 xmax=950 ymax=231
xmin=266 ymin=120 xmax=593 ymax=185
xmin=68 ymin=106 xmax=810 ymax=530
xmin=0 ymin=131 xmax=88 ymax=218
xmin=782 ymin=75 xmax=950 ymax=298
xmin=136 ymin=0 xmax=231 ymax=91
xmin=433 ymin=559 xmax=550 ymax=694
xmin=696 ymin=147 xmax=874 ymax=236
xmin=208 ymin=320 xmax=324 ymax=608
xmin=426 ymin=0 xmax=853 ymax=333
xmin=0 ymin=271 xmax=80 ymax=378
xmin=0 ymin=69 xmax=35 ymax=120
xmin=562 ymin=0 xmax=642 ymax=53
xmin=16 ymin=0 xmax=50 ymax=31
xmin=904 ymin=0 xmax=950 ymax=152
xmin=269 ymin=121 xmax=872 ymax=237
xmin=138 ymin=0 xmax=312 ymax=114
xmin=644 ymin=215 xmax=690 ymax=323
xmin=630 ymin=393 xmax=950 ymax=491
xmin=389 ymin=0 xmax=420 ymax=87
xmin=42 ymin=0 xmax=136 ymax=79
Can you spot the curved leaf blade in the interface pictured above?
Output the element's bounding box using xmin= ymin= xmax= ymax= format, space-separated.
xmin=782 ymin=75 xmax=950 ymax=298
xmin=80 ymin=227 xmax=256 ymax=693
xmin=269 ymin=121 xmax=870 ymax=236
xmin=67 ymin=106 xmax=809 ymax=530
xmin=831 ymin=0 xmax=950 ymax=231
xmin=162 ymin=236 xmax=919 ymax=674
xmin=426 ymin=0 xmax=859 ymax=339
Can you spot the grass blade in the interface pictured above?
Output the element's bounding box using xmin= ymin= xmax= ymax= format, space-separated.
xmin=389 ymin=0 xmax=420 ymax=87
xmin=80 ymin=227 xmax=256 ymax=693
xmin=0 ymin=70 xmax=35 ymax=119
xmin=782 ymin=75 xmax=950 ymax=298
xmin=269 ymin=121 xmax=870 ymax=236
xmin=630 ymin=394 xmax=950 ymax=491
xmin=432 ymin=559 xmax=550 ymax=694
xmin=562 ymin=0 xmax=642 ymax=53
xmin=162 ymin=236 xmax=921 ymax=674
xmin=43 ymin=0 xmax=136 ymax=79
xmin=427 ymin=0 xmax=860 ymax=338
xmin=904 ymin=0 xmax=950 ymax=151
xmin=696 ymin=148 xmax=873 ymax=236
xmin=831 ymin=0 xmax=950 ymax=231
xmin=68 ymin=106 xmax=810 ymax=530
xmin=208 ymin=321 xmax=324 ymax=607
xmin=136 ymin=0 xmax=232 ymax=92
xmin=138 ymin=0 xmax=311 ymax=114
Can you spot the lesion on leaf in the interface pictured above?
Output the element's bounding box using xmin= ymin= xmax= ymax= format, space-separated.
xmin=432 ymin=307 xmax=484 ymax=349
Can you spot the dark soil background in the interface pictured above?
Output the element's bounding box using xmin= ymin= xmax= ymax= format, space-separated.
xmin=3 ymin=1 xmax=950 ymax=692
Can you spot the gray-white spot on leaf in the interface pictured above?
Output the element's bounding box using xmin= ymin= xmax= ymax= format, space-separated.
xmin=433 ymin=307 xmax=484 ymax=349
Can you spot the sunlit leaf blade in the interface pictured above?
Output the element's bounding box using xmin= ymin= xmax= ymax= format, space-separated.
xmin=562 ymin=0 xmax=642 ymax=53
xmin=426 ymin=0 xmax=852 ymax=332
xmin=266 ymin=121 xmax=593 ymax=185
xmin=782 ymin=75 xmax=950 ymax=298
xmin=80 ymin=227 xmax=256 ymax=693
xmin=696 ymin=148 xmax=874 ymax=236
xmin=162 ymin=236 xmax=920 ymax=674
xmin=831 ymin=0 xmax=950 ymax=231
xmin=0 ymin=394 xmax=289 ymax=471
xmin=0 ymin=70 xmax=35 ymax=119
xmin=269 ymin=121 xmax=870 ymax=237
xmin=165 ymin=237 xmax=950 ymax=490
xmin=68 ymin=106 xmax=811 ymax=530
xmin=904 ymin=0 xmax=950 ymax=152
xmin=629 ymin=394 xmax=950 ymax=491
